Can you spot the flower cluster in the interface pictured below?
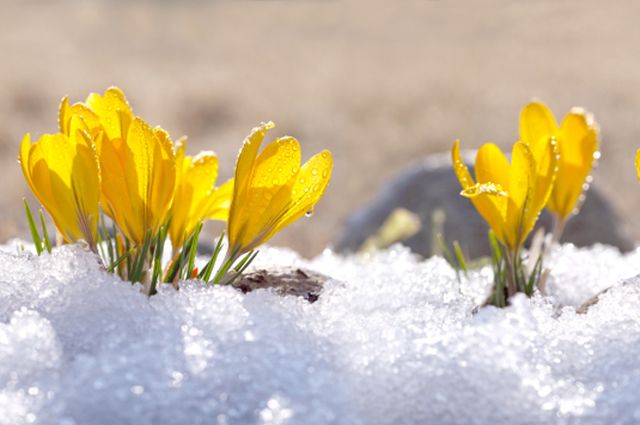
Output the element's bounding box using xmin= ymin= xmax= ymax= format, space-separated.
xmin=20 ymin=87 xmax=333 ymax=293
xmin=452 ymin=100 xmax=599 ymax=306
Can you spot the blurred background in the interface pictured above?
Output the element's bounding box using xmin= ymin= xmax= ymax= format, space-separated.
xmin=2 ymin=0 xmax=640 ymax=257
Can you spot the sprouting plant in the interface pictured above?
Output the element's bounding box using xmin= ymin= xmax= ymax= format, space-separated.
xmin=216 ymin=121 xmax=333 ymax=285
xmin=519 ymin=101 xmax=599 ymax=242
xmin=451 ymin=137 xmax=557 ymax=306
xmin=20 ymin=124 xmax=101 ymax=251
xmin=19 ymin=87 xmax=333 ymax=296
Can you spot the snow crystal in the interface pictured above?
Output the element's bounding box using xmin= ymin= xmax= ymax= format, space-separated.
xmin=1 ymin=242 xmax=640 ymax=425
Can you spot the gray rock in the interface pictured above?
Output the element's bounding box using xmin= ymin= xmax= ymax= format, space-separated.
xmin=334 ymin=152 xmax=634 ymax=258
xmin=577 ymin=274 xmax=640 ymax=314
xmin=232 ymin=267 xmax=330 ymax=303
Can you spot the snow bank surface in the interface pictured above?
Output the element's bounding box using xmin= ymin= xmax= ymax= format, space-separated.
xmin=1 ymin=241 xmax=640 ymax=425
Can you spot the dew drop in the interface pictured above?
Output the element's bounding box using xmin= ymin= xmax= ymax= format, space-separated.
xmin=593 ymin=151 xmax=601 ymax=160
xmin=311 ymin=169 xmax=318 ymax=176
xmin=305 ymin=208 xmax=315 ymax=217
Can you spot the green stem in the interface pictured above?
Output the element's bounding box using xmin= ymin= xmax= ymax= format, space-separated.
xmin=505 ymin=248 xmax=518 ymax=298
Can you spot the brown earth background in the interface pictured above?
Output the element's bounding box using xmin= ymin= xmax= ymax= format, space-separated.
xmin=2 ymin=0 xmax=640 ymax=257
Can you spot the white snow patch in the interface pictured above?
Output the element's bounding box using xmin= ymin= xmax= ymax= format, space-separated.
xmin=0 ymin=242 xmax=640 ymax=424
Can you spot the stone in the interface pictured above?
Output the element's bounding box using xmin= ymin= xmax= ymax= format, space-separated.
xmin=577 ymin=274 xmax=640 ymax=314
xmin=334 ymin=152 xmax=634 ymax=258
xmin=231 ymin=267 xmax=331 ymax=303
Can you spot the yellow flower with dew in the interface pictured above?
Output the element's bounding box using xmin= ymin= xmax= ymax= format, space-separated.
xmin=19 ymin=119 xmax=100 ymax=251
xmin=169 ymin=138 xmax=233 ymax=249
xmin=78 ymin=87 xmax=177 ymax=245
xmin=520 ymin=101 xmax=599 ymax=235
xmin=227 ymin=122 xmax=333 ymax=257
xmin=97 ymin=119 xmax=177 ymax=245
xmin=451 ymin=139 xmax=557 ymax=252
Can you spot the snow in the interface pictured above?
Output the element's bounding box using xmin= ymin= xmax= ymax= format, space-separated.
xmin=1 ymin=241 xmax=640 ymax=425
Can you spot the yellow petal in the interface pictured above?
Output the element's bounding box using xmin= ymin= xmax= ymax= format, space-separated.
xmin=126 ymin=118 xmax=154 ymax=209
xmin=548 ymin=110 xmax=598 ymax=218
xmin=99 ymin=133 xmax=143 ymax=243
xmin=227 ymin=122 xmax=275 ymax=250
xmin=524 ymin=138 xmax=558 ymax=237
xmin=451 ymin=140 xmax=474 ymax=190
xmin=475 ymin=143 xmax=510 ymax=190
xmin=188 ymin=152 xmax=219 ymax=212
xmin=505 ymin=142 xmax=536 ymax=249
xmin=520 ymin=101 xmax=558 ymax=162
xmin=19 ymin=134 xmax=37 ymax=199
xmin=205 ymin=178 xmax=234 ymax=221
xmin=451 ymin=140 xmax=507 ymax=244
xmin=264 ymin=149 xmax=333 ymax=242
xmin=174 ymin=137 xmax=189 ymax=180
xmin=68 ymin=130 xmax=101 ymax=246
xmin=149 ymin=126 xmax=176 ymax=231
xmin=169 ymin=151 xmax=217 ymax=248
xmin=85 ymin=87 xmax=133 ymax=141
xmin=636 ymin=149 xmax=640 ymax=181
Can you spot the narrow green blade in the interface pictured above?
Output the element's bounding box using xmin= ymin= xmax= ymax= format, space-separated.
xmin=23 ymin=199 xmax=42 ymax=255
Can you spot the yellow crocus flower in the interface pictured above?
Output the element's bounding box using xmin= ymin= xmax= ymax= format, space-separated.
xmin=227 ymin=122 xmax=333 ymax=255
xmin=451 ymin=139 xmax=557 ymax=251
xmin=63 ymin=87 xmax=177 ymax=246
xmin=96 ymin=119 xmax=177 ymax=245
xmin=19 ymin=121 xmax=100 ymax=250
xmin=168 ymin=138 xmax=233 ymax=249
xmin=520 ymin=101 xmax=599 ymax=220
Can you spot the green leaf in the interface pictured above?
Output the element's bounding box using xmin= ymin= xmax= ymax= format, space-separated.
xmin=182 ymin=222 xmax=203 ymax=280
xmin=23 ymin=199 xmax=42 ymax=255
xmin=453 ymin=241 xmax=467 ymax=274
xmin=199 ymin=232 xmax=225 ymax=282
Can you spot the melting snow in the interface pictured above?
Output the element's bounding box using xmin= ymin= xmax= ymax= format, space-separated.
xmin=1 ymin=241 xmax=640 ymax=424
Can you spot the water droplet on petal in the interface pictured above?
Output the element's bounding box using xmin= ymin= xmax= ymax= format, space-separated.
xmin=305 ymin=208 xmax=315 ymax=217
